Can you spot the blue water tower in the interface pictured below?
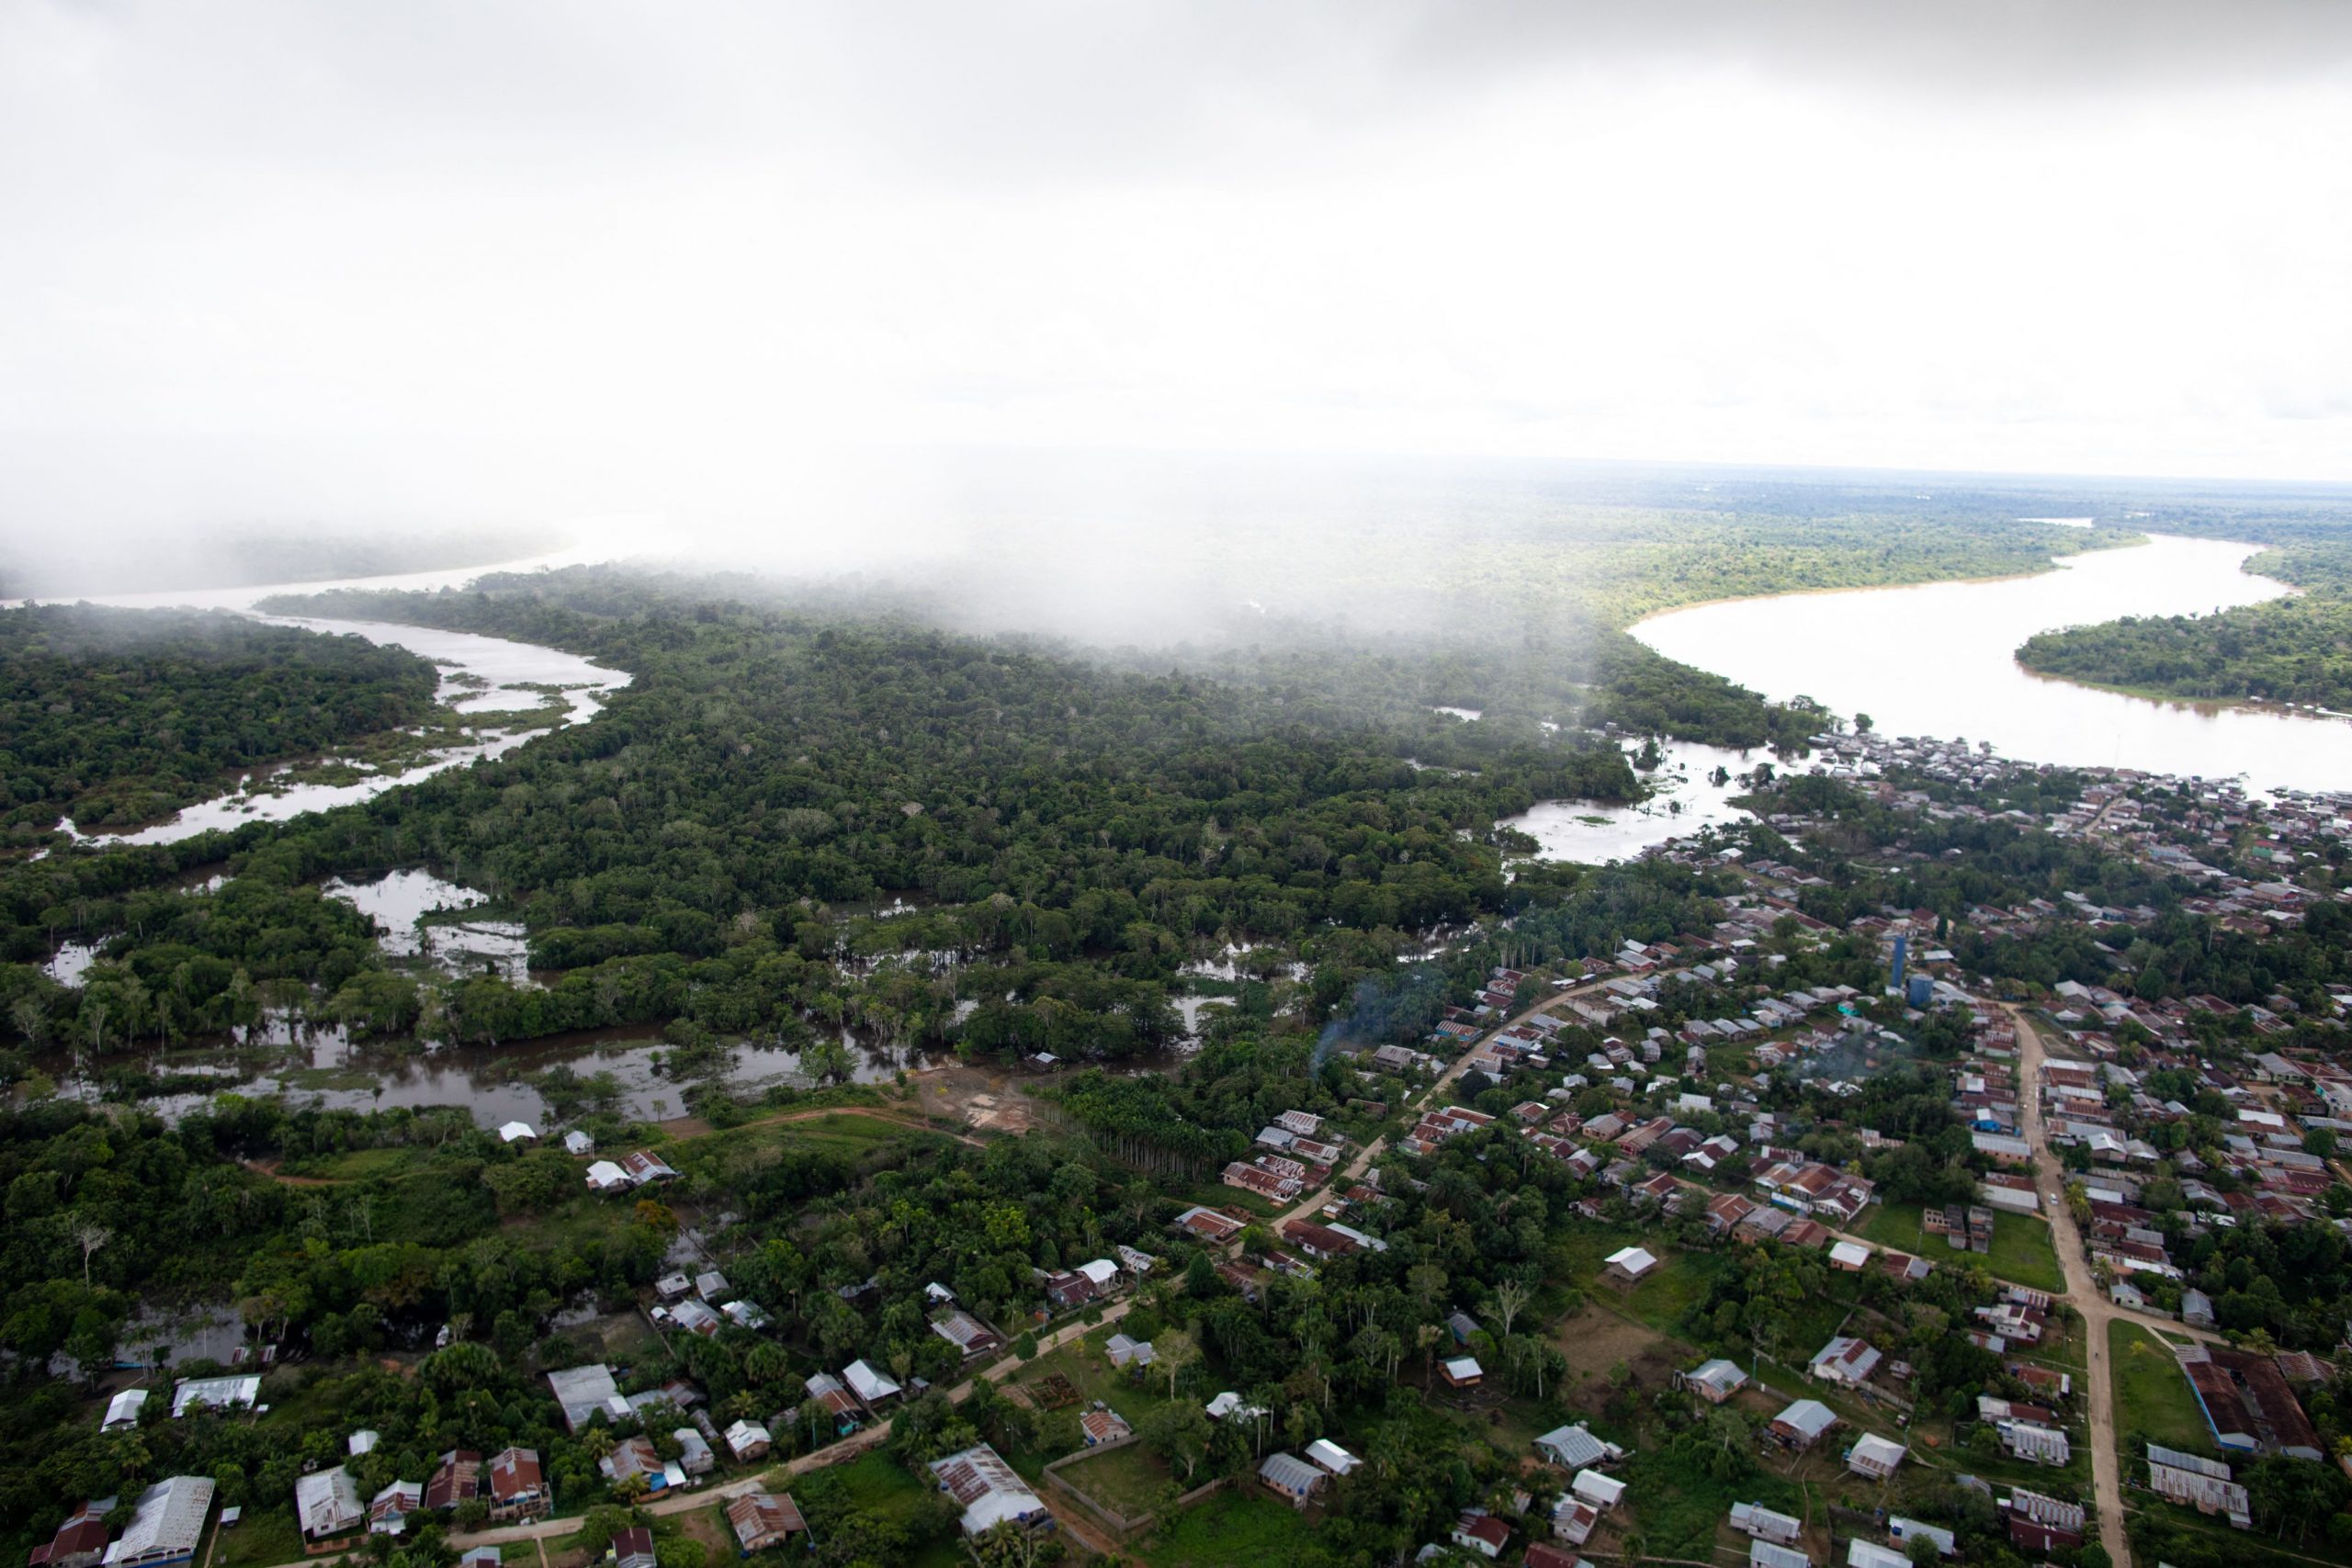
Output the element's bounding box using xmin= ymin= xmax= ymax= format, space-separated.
xmin=1906 ymin=975 xmax=1931 ymax=1008
xmin=1889 ymin=934 xmax=1907 ymax=992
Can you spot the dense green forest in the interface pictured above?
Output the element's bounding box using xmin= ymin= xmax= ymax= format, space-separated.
xmin=2018 ymin=592 xmax=2352 ymax=708
xmin=0 ymin=606 xmax=440 ymax=837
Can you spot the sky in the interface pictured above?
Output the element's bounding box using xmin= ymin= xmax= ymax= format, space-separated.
xmin=5 ymin=0 xmax=2352 ymax=556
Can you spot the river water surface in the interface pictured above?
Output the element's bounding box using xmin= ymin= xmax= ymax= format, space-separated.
xmin=1635 ymin=534 xmax=2352 ymax=793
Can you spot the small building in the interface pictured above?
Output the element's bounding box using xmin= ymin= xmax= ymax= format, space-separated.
xmin=1080 ymin=1408 xmax=1132 ymax=1446
xmin=584 ymin=1160 xmax=631 ymax=1193
xmin=1571 ymin=1471 xmax=1626 ymax=1511
xmin=725 ymin=1495 xmax=806 ymax=1554
xmin=498 ymin=1121 xmax=537 ymax=1143
xmin=1847 ymin=1541 xmax=1911 ymax=1568
xmin=368 ymin=1483 xmax=423 ymax=1537
xmin=294 ymin=1468 xmax=364 ymax=1554
xmin=1305 ymin=1438 xmax=1360 ymax=1477
xmin=1260 ymin=1451 xmax=1325 ymax=1508
xmin=1730 ymin=1503 xmax=1802 ymax=1546
xmin=929 ymin=1444 xmax=1051 ymax=1536
xmin=101 ymin=1478 xmax=214 ymax=1568
xmin=169 ymin=1375 xmax=261 ymax=1419
xmin=1452 ymin=1512 xmax=1511 ymax=1559
xmin=1808 ymin=1336 xmax=1881 ymax=1386
xmin=600 ymin=1438 xmax=668 ymax=1492
xmin=486 ymin=1448 xmax=548 ymax=1523
xmin=423 ymin=1451 xmax=482 ymax=1513
xmin=673 ymin=1429 xmax=714 ymax=1478
xmin=1440 ymin=1356 xmax=1484 ymax=1388
xmin=1604 ymin=1246 xmax=1660 ymax=1283
xmin=1679 ymin=1359 xmax=1748 ymax=1404
xmin=1888 ymin=1518 xmax=1955 ymax=1556
xmin=1749 ymin=1541 xmax=1813 ymax=1568
xmin=612 ymin=1528 xmax=656 ymax=1568
xmin=28 ymin=1500 xmax=112 ymax=1568
xmin=2181 ymin=1288 xmax=2217 ymax=1329
xmin=930 ymin=1309 xmax=1002 ymax=1359
xmin=1770 ymin=1399 xmax=1838 ymax=1450
xmin=1533 ymin=1425 xmax=1611 ymax=1471
xmin=1104 ymin=1333 xmax=1156 ymax=1369
xmin=1827 ymin=1241 xmax=1871 ymax=1271
xmin=100 ymin=1390 xmax=148 ymax=1432
xmin=2003 ymin=1489 xmax=2086 ymax=1552
xmin=1847 ymin=1433 xmax=1906 ymax=1481
xmin=1998 ymin=1421 xmax=2071 ymax=1466
xmin=724 ymin=1420 xmax=774 ymax=1463
xmin=562 ymin=1129 xmax=594 ymax=1156
xmin=1552 ymin=1499 xmax=1600 ymax=1545
xmin=842 ymin=1359 xmax=902 ymax=1410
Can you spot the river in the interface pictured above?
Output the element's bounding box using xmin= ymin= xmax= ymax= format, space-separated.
xmin=55 ymin=546 xmax=629 ymax=845
xmin=1634 ymin=533 xmax=2352 ymax=794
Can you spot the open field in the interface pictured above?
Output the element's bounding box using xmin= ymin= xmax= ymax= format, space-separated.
xmin=1855 ymin=1201 xmax=2064 ymax=1293
xmin=1057 ymin=1440 xmax=1179 ymax=1522
xmin=2109 ymin=1320 xmax=2216 ymax=1456
xmin=1136 ymin=1488 xmax=1318 ymax=1568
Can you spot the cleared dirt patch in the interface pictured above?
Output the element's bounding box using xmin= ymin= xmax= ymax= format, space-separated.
xmin=1555 ymin=1301 xmax=1686 ymax=1400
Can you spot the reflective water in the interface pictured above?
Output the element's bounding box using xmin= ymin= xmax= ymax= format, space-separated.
xmin=1500 ymin=738 xmax=1761 ymax=863
xmin=57 ymin=547 xmax=629 ymax=845
xmin=1635 ymin=534 xmax=2352 ymax=792
xmin=325 ymin=868 xmax=531 ymax=983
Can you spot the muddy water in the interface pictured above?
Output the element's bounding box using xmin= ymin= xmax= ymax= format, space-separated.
xmin=60 ymin=547 xmax=629 ymax=846
xmin=1634 ymin=533 xmax=2352 ymax=792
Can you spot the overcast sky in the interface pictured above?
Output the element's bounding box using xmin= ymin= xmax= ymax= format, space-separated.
xmin=6 ymin=0 xmax=2352 ymax=547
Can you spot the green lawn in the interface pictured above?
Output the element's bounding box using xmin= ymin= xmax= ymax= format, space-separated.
xmin=1853 ymin=1201 xmax=2064 ymax=1293
xmin=1136 ymin=1487 xmax=1318 ymax=1568
xmin=1614 ymin=1249 xmax=1729 ymax=1336
xmin=1057 ymin=1441 xmax=1178 ymax=1523
xmin=213 ymin=1506 xmax=301 ymax=1568
xmin=1019 ymin=1327 xmax=1184 ymax=1456
xmin=2109 ymin=1320 xmax=2216 ymax=1455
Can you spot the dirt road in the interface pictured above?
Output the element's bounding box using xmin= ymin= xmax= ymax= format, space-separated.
xmin=249 ymin=1298 xmax=1137 ymax=1568
xmin=2008 ymin=1004 xmax=2132 ymax=1568
xmin=1273 ymin=975 xmax=1615 ymax=1230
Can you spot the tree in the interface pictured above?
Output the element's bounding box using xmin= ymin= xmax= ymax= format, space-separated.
xmin=68 ymin=1218 xmax=109 ymax=1288
xmin=1485 ymin=1279 xmax=1531 ymax=1338
xmin=1138 ymin=1400 xmax=1214 ymax=1482
xmin=1152 ymin=1328 xmax=1200 ymax=1399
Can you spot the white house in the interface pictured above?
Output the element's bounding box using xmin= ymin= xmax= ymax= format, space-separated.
xmin=1571 ymin=1471 xmax=1626 ymax=1510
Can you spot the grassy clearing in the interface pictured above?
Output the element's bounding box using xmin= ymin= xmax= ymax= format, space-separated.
xmin=1853 ymin=1201 xmax=2064 ymax=1293
xmin=1057 ymin=1441 xmax=1179 ymax=1522
xmin=1136 ymin=1487 xmax=1318 ymax=1568
xmin=2109 ymin=1320 xmax=2215 ymax=1455
xmin=213 ymin=1506 xmax=302 ymax=1568
xmin=1612 ymin=1249 xmax=1727 ymax=1337
xmin=1019 ymin=1327 xmax=1184 ymax=1456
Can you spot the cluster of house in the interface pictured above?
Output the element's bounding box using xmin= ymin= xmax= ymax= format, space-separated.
xmin=583 ymin=1147 xmax=682 ymax=1194
xmin=1257 ymin=1439 xmax=1363 ymax=1508
xmin=292 ymin=1439 xmax=549 ymax=1554
xmin=651 ymin=1266 xmax=771 ymax=1337
xmin=546 ymin=1364 xmax=776 ymax=1472
xmin=26 ymin=1478 xmax=215 ymax=1568
xmin=1223 ymin=1110 xmax=1348 ymax=1202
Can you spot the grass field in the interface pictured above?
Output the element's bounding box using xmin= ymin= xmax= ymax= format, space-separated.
xmin=1019 ymin=1326 xmax=1183 ymax=1455
xmin=2109 ymin=1320 xmax=2216 ymax=1455
xmin=1613 ymin=1248 xmax=1728 ymax=1336
xmin=1137 ymin=1488 xmax=1318 ymax=1568
xmin=213 ymin=1506 xmax=302 ymax=1568
xmin=1854 ymin=1201 xmax=2064 ymax=1293
xmin=1057 ymin=1441 xmax=1179 ymax=1523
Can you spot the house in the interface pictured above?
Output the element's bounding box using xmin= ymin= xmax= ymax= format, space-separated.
xmin=695 ymin=1269 xmax=730 ymax=1302
xmin=668 ymin=1300 xmax=724 ymax=1337
xmin=600 ymin=1438 xmax=668 ymax=1492
xmin=725 ymin=1495 xmax=806 ymax=1553
xmin=1808 ymin=1337 xmax=1881 ymax=1386
xmin=28 ymin=1500 xmax=112 ymax=1568
xmin=1571 ymin=1471 xmax=1626 ymax=1510
xmin=1847 ymin=1541 xmax=1911 ymax=1568
xmin=929 ymin=1445 xmax=1051 ymax=1536
xmin=612 ymin=1528 xmax=656 ymax=1568
xmin=2182 ymin=1288 xmax=2217 ymax=1329
xmin=673 ymin=1429 xmax=714 ymax=1479
xmin=546 ymin=1365 xmax=622 ymax=1434
xmin=619 ymin=1150 xmax=679 ymax=1184
xmin=423 ymin=1451 xmax=482 ymax=1512
xmin=1552 ymin=1498 xmax=1600 ymax=1545
xmin=1105 ymin=1333 xmax=1156 ymax=1369
xmin=1730 ymin=1503 xmax=1803 ymax=1546
xmin=931 ymin=1309 xmax=1002 ymax=1359
xmin=584 ymin=1160 xmax=631 ymax=1193
xmin=1528 ymin=1542 xmax=1588 ymax=1568
xmin=1770 ymin=1399 xmax=1838 ymax=1450
xmin=1305 ymin=1438 xmax=1360 ymax=1477
xmin=1604 ymin=1247 xmax=1659 ymax=1283
xmin=169 ymin=1376 xmax=261 ymax=1419
xmin=498 ymin=1121 xmax=537 ymax=1143
xmin=2003 ymin=1488 xmax=2086 ymax=1551
xmin=100 ymin=1390 xmax=148 ymax=1432
xmin=1260 ymin=1452 xmax=1325 ymax=1508
xmin=724 ymin=1420 xmax=773 ymax=1462
xmin=1206 ymin=1392 xmax=1268 ymax=1422
xmin=1998 ymin=1421 xmax=2071 ymax=1466
xmin=803 ymin=1373 xmax=864 ymax=1436
xmin=1441 ymin=1356 xmax=1484 ymax=1388
xmin=1828 ymin=1241 xmax=1871 ymax=1271
xmin=842 ymin=1359 xmax=902 ymax=1410
xmin=100 ymin=1479 xmax=214 ymax=1568
xmin=1172 ymin=1206 xmax=1246 ymax=1243
xmin=1749 ymin=1542 xmax=1812 ymax=1568
xmin=1887 ymin=1518 xmax=1955 ymax=1556
xmin=1846 ymin=1433 xmax=1906 ymax=1481
xmin=2179 ymin=1343 xmax=2324 ymax=1460
xmin=1080 ymin=1408 xmax=1132 ymax=1446
xmin=486 ymin=1449 xmax=548 ymax=1523
xmin=1452 ymin=1512 xmax=1511 ymax=1559
xmin=563 ymin=1130 xmax=594 ymax=1156
xmin=294 ymin=1468 xmax=364 ymax=1553
xmin=1679 ymin=1359 xmax=1748 ymax=1404
xmin=1533 ymin=1425 xmax=1613 ymax=1471
xmin=1042 ymin=1269 xmax=1100 ymax=1310
xmin=2146 ymin=1448 xmax=2251 ymax=1529
xmin=368 ymin=1483 xmax=424 ymax=1537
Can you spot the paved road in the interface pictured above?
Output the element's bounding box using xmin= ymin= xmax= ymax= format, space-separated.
xmin=2008 ymin=1004 xmax=2132 ymax=1568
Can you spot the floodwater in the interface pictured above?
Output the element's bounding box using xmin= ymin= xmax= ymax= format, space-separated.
xmin=55 ymin=546 xmax=629 ymax=846
xmin=1635 ymin=533 xmax=2352 ymax=793
xmin=1499 ymin=738 xmax=1762 ymax=863
xmin=325 ymin=867 xmax=530 ymax=983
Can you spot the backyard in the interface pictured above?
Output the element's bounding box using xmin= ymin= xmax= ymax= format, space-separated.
xmin=1854 ymin=1201 xmax=2064 ymax=1293
xmin=2108 ymin=1320 xmax=2216 ymax=1456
